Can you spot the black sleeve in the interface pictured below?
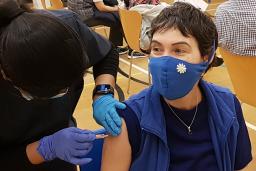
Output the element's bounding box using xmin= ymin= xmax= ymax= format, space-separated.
xmin=233 ymin=96 xmax=252 ymax=170
xmin=70 ymin=11 xmax=118 ymax=79
xmin=0 ymin=145 xmax=33 ymax=170
xmin=92 ymin=44 xmax=119 ymax=79
xmin=41 ymin=10 xmax=117 ymax=78
xmin=0 ymin=145 xmax=75 ymax=170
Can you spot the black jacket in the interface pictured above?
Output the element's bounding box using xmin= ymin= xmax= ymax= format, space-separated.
xmin=0 ymin=10 xmax=118 ymax=171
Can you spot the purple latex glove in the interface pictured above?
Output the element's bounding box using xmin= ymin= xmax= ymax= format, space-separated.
xmin=37 ymin=127 xmax=96 ymax=165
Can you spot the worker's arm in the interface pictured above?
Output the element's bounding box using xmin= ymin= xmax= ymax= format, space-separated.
xmin=26 ymin=127 xmax=96 ymax=165
xmin=26 ymin=141 xmax=45 ymax=164
xmin=92 ymin=45 xmax=126 ymax=136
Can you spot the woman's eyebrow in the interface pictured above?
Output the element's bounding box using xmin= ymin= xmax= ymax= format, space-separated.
xmin=172 ymin=41 xmax=191 ymax=48
xmin=151 ymin=40 xmax=162 ymax=45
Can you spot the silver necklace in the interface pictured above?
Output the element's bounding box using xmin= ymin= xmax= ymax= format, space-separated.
xmin=167 ymin=93 xmax=198 ymax=135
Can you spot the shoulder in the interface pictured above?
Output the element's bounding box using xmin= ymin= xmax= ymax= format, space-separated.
xmin=216 ymin=1 xmax=230 ymax=14
xmin=125 ymin=87 xmax=152 ymax=105
xmin=201 ymin=81 xmax=237 ymax=109
xmin=117 ymin=100 xmax=141 ymax=126
xmin=204 ymin=81 xmax=232 ymax=94
xmin=215 ymin=1 xmax=231 ymax=23
xmin=34 ymin=9 xmax=85 ymax=31
xmin=35 ymin=9 xmax=78 ymax=20
xmin=124 ymin=87 xmax=151 ymax=114
xmin=120 ymin=87 xmax=153 ymax=121
xmin=232 ymin=95 xmax=242 ymax=114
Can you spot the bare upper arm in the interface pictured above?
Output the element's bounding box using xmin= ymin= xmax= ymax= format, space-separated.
xmin=101 ymin=119 xmax=132 ymax=171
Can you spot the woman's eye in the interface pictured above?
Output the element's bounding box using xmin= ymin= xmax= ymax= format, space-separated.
xmin=152 ymin=47 xmax=160 ymax=52
xmin=174 ymin=48 xmax=185 ymax=54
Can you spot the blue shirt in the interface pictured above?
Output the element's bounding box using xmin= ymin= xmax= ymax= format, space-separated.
xmin=118 ymin=88 xmax=251 ymax=170
xmin=161 ymin=95 xmax=218 ymax=171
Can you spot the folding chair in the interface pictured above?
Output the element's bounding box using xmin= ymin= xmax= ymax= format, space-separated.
xmin=90 ymin=26 xmax=109 ymax=39
xmin=32 ymin=0 xmax=45 ymax=9
xmin=119 ymin=8 xmax=151 ymax=94
xmin=47 ymin=0 xmax=64 ymax=9
xmin=160 ymin=0 xmax=174 ymax=4
xmin=219 ymin=47 xmax=256 ymax=107
xmin=33 ymin=0 xmax=64 ymax=9
xmin=43 ymin=0 xmax=65 ymax=9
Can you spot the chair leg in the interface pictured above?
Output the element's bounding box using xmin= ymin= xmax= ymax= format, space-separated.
xmin=127 ymin=50 xmax=134 ymax=94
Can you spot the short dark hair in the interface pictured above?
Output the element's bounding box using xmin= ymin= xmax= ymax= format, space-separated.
xmin=0 ymin=0 xmax=88 ymax=97
xmin=150 ymin=2 xmax=218 ymax=66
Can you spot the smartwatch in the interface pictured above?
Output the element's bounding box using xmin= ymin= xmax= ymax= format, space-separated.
xmin=93 ymin=84 xmax=114 ymax=97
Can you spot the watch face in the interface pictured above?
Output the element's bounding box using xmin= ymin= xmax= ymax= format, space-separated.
xmin=97 ymin=84 xmax=111 ymax=90
xmin=93 ymin=84 xmax=114 ymax=96
xmin=99 ymin=89 xmax=109 ymax=93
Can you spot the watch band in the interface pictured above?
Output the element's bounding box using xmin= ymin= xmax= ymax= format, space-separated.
xmin=92 ymin=84 xmax=114 ymax=97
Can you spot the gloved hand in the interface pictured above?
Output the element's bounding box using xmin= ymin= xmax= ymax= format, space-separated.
xmin=93 ymin=94 xmax=126 ymax=136
xmin=37 ymin=127 xmax=96 ymax=165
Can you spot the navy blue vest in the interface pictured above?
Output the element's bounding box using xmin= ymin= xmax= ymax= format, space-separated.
xmin=125 ymin=80 xmax=239 ymax=171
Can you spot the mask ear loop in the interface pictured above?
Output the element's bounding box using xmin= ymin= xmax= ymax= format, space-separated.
xmin=207 ymin=41 xmax=216 ymax=65
xmin=200 ymin=41 xmax=216 ymax=78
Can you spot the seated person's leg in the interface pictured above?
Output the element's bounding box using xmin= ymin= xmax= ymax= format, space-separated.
xmin=85 ymin=11 xmax=123 ymax=47
xmin=85 ymin=11 xmax=144 ymax=57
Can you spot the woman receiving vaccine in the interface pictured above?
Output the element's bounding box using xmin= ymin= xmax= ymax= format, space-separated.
xmin=101 ymin=2 xmax=252 ymax=171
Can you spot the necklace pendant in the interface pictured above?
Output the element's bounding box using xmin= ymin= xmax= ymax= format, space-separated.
xmin=188 ymin=127 xmax=192 ymax=135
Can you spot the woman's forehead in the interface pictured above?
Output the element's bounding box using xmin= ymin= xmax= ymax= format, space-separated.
xmin=152 ymin=28 xmax=198 ymax=48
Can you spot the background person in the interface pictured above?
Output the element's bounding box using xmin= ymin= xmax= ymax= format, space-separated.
xmin=67 ymin=0 xmax=146 ymax=57
xmin=215 ymin=0 xmax=256 ymax=56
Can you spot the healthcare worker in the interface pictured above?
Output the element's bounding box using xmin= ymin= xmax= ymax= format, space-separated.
xmin=0 ymin=0 xmax=125 ymax=170
xmin=101 ymin=2 xmax=252 ymax=171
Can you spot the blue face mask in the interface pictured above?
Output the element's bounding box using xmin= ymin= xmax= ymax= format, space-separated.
xmin=149 ymin=50 xmax=214 ymax=100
